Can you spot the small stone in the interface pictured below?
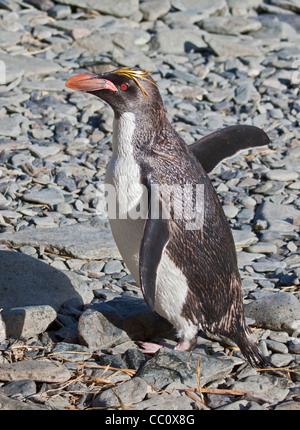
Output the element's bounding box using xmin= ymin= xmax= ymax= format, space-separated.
xmin=23 ymin=187 xmax=65 ymax=206
xmin=30 ymin=144 xmax=61 ymax=159
xmin=1 ymin=305 xmax=57 ymax=338
xmin=140 ymin=0 xmax=170 ymax=21
xmin=244 ymin=292 xmax=300 ymax=334
xmin=287 ymin=339 xmax=300 ymax=354
xmin=0 ymin=392 xmax=44 ymax=410
xmin=81 ymin=261 xmax=105 ymax=277
xmin=92 ymin=376 xmax=148 ymax=408
xmin=269 ymin=108 xmax=284 ymax=119
xmin=74 ymin=199 xmax=84 ymax=212
xmin=0 ymin=117 xmax=21 ymax=138
xmin=0 ymin=379 xmax=36 ymax=400
xmin=254 ymin=202 xmax=300 ymax=227
xmin=48 ymin=4 xmax=72 ymax=19
xmin=20 ymin=245 xmax=37 ymax=256
xmin=268 ymin=331 xmax=289 ymax=343
xmin=265 ymin=339 xmax=288 ymax=354
xmin=246 ymin=242 xmax=277 ymax=254
xmin=103 ymin=260 xmax=124 ymax=274
xmin=223 ymin=205 xmax=239 ymax=218
xmin=151 ymin=28 xmax=207 ymax=54
xmin=78 ymin=309 xmax=131 ymax=350
xmin=0 ymin=360 xmax=71 ymax=383
xmin=56 ymin=202 xmax=73 ymax=215
xmin=287 ymin=242 xmax=297 ymax=253
xmin=204 ymin=34 xmax=261 ymax=58
xmin=0 ymin=52 xmax=62 ymax=78
xmin=265 ymin=169 xmax=299 ymax=182
xmin=56 ymin=0 xmax=139 ymax=17
xmin=251 ymin=260 xmax=286 ymax=272
xmin=201 ymin=15 xmax=262 ymax=35
xmin=31 ymin=128 xmax=53 ymax=139
xmin=71 ymin=28 xmax=91 ymax=40
xmin=216 ymin=399 xmax=249 ymax=410
xmin=51 ymin=342 xmax=92 ymax=361
xmin=268 ymin=221 xmax=295 ymax=232
xmin=234 ymin=84 xmax=261 ymax=105
xmin=269 ymin=353 xmax=294 ymax=368
xmin=229 ymin=374 xmax=289 ymax=404
xmin=232 ymin=229 xmax=258 ymax=248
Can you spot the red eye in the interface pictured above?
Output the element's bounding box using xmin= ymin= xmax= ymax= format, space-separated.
xmin=120 ymin=83 xmax=128 ymax=91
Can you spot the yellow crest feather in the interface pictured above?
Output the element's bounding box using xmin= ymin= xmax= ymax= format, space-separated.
xmin=112 ymin=67 xmax=157 ymax=98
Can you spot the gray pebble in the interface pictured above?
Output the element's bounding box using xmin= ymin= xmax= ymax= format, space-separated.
xmin=104 ymin=260 xmax=124 ymax=274
xmin=1 ymin=305 xmax=57 ymax=338
xmin=0 ymin=360 xmax=71 ymax=383
xmin=265 ymin=339 xmax=289 ymax=354
xmin=269 ymin=353 xmax=294 ymax=368
xmin=244 ymin=292 xmax=300 ymax=334
xmin=48 ymin=4 xmax=72 ymax=19
xmin=252 ymin=260 xmax=286 ymax=273
xmin=265 ymin=169 xmax=299 ymax=182
xmin=247 ymin=242 xmax=277 ymax=254
xmin=0 ymin=379 xmax=36 ymax=400
xmin=92 ymin=376 xmax=148 ymax=408
xmin=23 ymin=187 xmax=65 ymax=206
xmin=287 ymin=339 xmax=300 ymax=354
xmin=230 ymin=374 xmax=290 ymax=404
xmin=223 ymin=205 xmax=239 ymax=219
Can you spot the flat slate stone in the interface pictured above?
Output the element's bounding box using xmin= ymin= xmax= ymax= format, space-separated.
xmin=79 ymin=295 xmax=174 ymax=349
xmin=57 ymin=0 xmax=139 ymax=17
xmin=22 ymin=187 xmax=65 ymax=206
xmin=204 ymin=34 xmax=261 ymax=57
xmin=254 ymin=201 xmax=300 ymax=226
xmin=0 ymin=53 xmax=62 ymax=77
xmin=232 ymin=229 xmax=258 ymax=248
xmin=0 ymin=250 xmax=93 ymax=312
xmin=137 ymin=348 xmax=235 ymax=389
xmin=201 ymin=16 xmax=262 ymax=35
xmin=0 ymin=392 xmax=45 ymax=410
xmin=151 ymin=28 xmax=207 ymax=54
xmin=0 ymin=219 xmax=119 ymax=260
xmin=0 ymin=360 xmax=71 ymax=383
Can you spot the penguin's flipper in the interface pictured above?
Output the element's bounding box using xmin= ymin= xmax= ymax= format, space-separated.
xmin=139 ymin=209 xmax=169 ymax=311
xmin=189 ymin=125 xmax=270 ymax=173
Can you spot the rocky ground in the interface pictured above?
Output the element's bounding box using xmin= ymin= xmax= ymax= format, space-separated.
xmin=0 ymin=0 xmax=299 ymax=411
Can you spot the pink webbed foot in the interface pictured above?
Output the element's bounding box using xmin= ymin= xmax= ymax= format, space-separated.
xmin=174 ymin=338 xmax=196 ymax=351
xmin=137 ymin=338 xmax=196 ymax=355
xmin=137 ymin=340 xmax=175 ymax=355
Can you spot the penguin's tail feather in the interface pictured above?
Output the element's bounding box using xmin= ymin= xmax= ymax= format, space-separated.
xmin=236 ymin=332 xmax=269 ymax=368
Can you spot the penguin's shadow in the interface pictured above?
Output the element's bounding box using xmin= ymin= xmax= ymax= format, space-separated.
xmin=0 ymin=250 xmax=173 ymax=342
xmin=0 ymin=250 xmax=83 ymax=338
xmin=89 ymin=295 xmax=174 ymax=342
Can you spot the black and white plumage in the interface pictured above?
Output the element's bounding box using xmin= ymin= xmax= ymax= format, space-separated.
xmin=66 ymin=68 xmax=269 ymax=366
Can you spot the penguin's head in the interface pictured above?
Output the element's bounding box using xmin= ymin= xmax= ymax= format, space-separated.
xmin=66 ymin=67 xmax=162 ymax=116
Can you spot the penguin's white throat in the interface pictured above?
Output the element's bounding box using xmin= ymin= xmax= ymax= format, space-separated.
xmin=108 ymin=111 xmax=147 ymax=219
xmin=112 ymin=112 xmax=136 ymax=158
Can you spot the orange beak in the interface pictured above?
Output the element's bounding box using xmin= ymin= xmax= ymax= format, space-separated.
xmin=65 ymin=74 xmax=118 ymax=92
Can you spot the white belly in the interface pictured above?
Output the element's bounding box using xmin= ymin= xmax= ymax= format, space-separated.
xmin=155 ymin=252 xmax=199 ymax=341
xmin=105 ymin=112 xmax=146 ymax=282
xmin=105 ymin=112 xmax=198 ymax=339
